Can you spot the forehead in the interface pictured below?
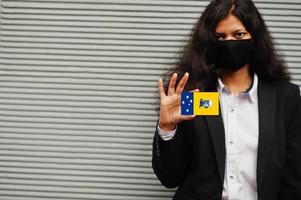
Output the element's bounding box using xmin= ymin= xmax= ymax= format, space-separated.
xmin=215 ymin=14 xmax=247 ymax=33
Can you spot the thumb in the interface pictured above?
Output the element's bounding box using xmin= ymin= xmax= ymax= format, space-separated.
xmin=180 ymin=114 xmax=196 ymax=121
xmin=189 ymin=88 xmax=200 ymax=92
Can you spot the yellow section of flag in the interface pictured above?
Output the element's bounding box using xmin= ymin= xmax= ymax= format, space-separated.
xmin=193 ymin=92 xmax=219 ymax=115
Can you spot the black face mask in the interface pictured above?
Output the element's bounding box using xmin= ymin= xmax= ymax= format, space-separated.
xmin=214 ymin=39 xmax=253 ymax=72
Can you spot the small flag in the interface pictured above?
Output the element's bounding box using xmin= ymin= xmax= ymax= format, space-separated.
xmin=181 ymin=92 xmax=194 ymax=115
xmin=181 ymin=92 xmax=219 ymax=115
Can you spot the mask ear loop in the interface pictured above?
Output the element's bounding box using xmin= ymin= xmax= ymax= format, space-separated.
xmin=249 ymin=38 xmax=255 ymax=74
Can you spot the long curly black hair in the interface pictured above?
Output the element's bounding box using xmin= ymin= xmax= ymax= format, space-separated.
xmin=161 ymin=0 xmax=290 ymax=95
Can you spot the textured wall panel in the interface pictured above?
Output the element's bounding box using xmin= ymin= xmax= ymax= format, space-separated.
xmin=0 ymin=0 xmax=300 ymax=199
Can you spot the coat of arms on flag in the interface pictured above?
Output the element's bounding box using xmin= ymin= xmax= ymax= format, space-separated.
xmin=181 ymin=92 xmax=219 ymax=115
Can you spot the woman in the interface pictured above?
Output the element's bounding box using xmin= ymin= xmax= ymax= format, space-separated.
xmin=152 ymin=0 xmax=301 ymax=200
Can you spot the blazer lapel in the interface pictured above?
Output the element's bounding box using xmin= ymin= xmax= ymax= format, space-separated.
xmin=196 ymin=82 xmax=226 ymax=185
xmin=256 ymin=79 xmax=276 ymax=190
xmin=204 ymin=110 xmax=226 ymax=186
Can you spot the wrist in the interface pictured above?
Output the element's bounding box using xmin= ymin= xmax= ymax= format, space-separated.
xmin=158 ymin=121 xmax=176 ymax=132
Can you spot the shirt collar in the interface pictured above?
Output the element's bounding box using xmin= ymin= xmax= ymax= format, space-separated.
xmin=217 ymin=73 xmax=258 ymax=102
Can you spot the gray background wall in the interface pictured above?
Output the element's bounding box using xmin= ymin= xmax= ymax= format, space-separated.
xmin=0 ymin=0 xmax=300 ymax=199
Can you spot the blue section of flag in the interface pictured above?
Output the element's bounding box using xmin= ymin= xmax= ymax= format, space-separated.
xmin=181 ymin=92 xmax=193 ymax=115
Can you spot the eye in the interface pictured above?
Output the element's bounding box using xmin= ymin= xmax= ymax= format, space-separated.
xmin=234 ymin=32 xmax=246 ymax=39
xmin=215 ymin=34 xmax=225 ymax=40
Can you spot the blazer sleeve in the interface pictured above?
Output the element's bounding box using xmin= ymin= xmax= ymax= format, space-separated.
xmin=279 ymin=85 xmax=301 ymax=199
xmin=152 ymin=119 xmax=193 ymax=188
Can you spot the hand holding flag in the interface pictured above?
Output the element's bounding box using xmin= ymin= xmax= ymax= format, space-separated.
xmin=157 ymin=72 xmax=199 ymax=132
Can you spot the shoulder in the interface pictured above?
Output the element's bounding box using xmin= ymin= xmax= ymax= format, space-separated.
xmin=259 ymin=78 xmax=300 ymax=98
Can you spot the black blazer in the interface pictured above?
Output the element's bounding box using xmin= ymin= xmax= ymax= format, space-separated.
xmin=152 ymin=79 xmax=301 ymax=200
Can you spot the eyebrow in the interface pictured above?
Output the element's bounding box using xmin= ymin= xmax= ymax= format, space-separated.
xmin=215 ymin=29 xmax=246 ymax=34
xmin=233 ymin=29 xmax=246 ymax=33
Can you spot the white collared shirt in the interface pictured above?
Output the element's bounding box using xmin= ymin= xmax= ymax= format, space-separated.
xmin=157 ymin=73 xmax=259 ymax=200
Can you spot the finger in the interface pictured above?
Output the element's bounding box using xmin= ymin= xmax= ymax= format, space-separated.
xmin=158 ymin=78 xmax=166 ymax=99
xmin=176 ymin=72 xmax=189 ymax=94
xmin=168 ymin=73 xmax=177 ymax=96
xmin=180 ymin=115 xmax=196 ymax=121
xmin=189 ymin=89 xmax=199 ymax=93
